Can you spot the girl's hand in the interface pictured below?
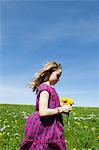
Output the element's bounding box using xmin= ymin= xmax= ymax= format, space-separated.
xmin=62 ymin=105 xmax=72 ymax=113
xmin=57 ymin=105 xmax=72 ymax=113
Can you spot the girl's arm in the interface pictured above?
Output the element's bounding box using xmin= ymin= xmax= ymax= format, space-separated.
xmin=39 ymin=91 xmax=59 ymax=116
xmin=39 ymin=91 xmax=72 ymax=116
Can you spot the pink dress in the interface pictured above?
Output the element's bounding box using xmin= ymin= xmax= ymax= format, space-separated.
xmin=20 ymin=83 xmax=66 ymax=150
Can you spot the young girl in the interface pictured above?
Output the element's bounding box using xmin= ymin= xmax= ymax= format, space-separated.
xmin=20 ymin=61 xmax=72 ymax=150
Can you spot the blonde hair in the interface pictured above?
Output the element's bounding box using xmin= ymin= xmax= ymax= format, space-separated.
xmin=30 ymin=61 xmax=62 ymax=92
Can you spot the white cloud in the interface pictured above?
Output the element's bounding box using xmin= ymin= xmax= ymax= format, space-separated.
xmin=0 ymin=83 xmax=98 ymax=107
xmin=0 ymin=85 xmax=36 ymax=105
xmin=4 ymin=19 xmax=97 ymax=51
xmin=57 ymin=88 xmax=99 ymax=107
xmin=36 ymin=20 xmax=98 ymax=43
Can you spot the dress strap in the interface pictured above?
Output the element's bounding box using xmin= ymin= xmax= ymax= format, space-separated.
xmin=36 ymin=83 xmax=51 ymax=99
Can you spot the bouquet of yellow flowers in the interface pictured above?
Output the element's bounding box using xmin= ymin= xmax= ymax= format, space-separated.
xmin=61 ymin=97 xmax=75 ymax=124
xmin=61 ymin=97 xmax=74 ymax=106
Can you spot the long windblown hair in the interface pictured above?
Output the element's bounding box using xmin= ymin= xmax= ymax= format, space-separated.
xmin=30 ymin=61 xmax=62 ymax=92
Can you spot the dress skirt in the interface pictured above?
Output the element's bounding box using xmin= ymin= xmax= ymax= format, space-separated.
xmin=20 ymin=112 xmax=66 ymax=150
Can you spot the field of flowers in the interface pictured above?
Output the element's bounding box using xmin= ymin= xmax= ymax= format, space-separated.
xmin=0 ymin=104 xmax=99 ymax=150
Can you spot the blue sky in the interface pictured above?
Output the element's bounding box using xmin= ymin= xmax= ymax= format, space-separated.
xmin=0 ymin=1 xmax=99 ymax=107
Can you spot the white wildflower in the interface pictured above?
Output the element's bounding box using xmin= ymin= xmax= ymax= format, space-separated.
xmin=0 ymin=126 xmax=6 ymax=132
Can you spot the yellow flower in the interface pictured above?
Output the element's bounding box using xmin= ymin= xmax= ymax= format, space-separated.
xmin=0 ymin=133 xmax=2 ymax=136
xmin=84 ymin=126 xmax=88 ymax=129
xmin=15 ymin=120 xmax=18 ymax=125
xmin=73 ymin=148 xmax=77 ymax=150
xmin=3 ymin=119 xmax=8 ymax=126
xmin=74 ymin=121 xmax=80 ymax=126
xmin=61 ymin=97 xmax=75 ymax=106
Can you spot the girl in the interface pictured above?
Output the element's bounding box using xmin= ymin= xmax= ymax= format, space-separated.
xmin=20 ymin=61 xmax=72 ymax=150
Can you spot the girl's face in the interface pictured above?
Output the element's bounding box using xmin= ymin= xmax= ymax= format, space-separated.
xmin=49 ymin=69 xmax=62 ymax=85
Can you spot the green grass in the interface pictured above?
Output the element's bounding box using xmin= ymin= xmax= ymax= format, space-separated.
xmin=0 ymin=104 xmax=99 ymax=150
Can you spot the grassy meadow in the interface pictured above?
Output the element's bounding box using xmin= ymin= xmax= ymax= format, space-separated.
xmin=0 ymin=104 xmax=99 ymax=150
